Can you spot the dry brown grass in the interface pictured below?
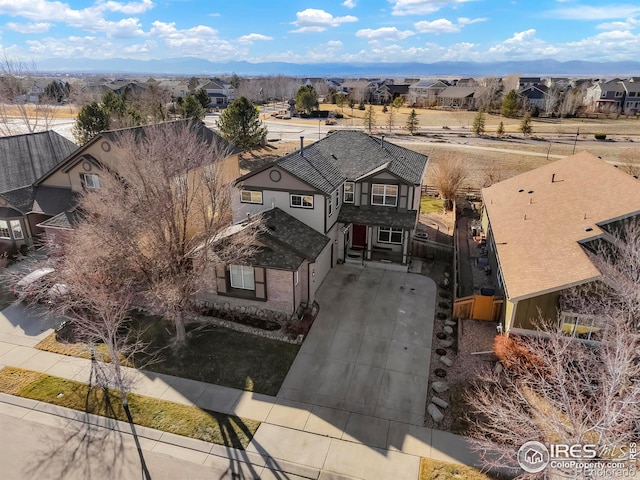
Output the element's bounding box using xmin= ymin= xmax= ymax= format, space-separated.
xmin=419 ymin=458 xmax=503 ymax=480
xmin=1 ymin=104 xmax=79 ymax=118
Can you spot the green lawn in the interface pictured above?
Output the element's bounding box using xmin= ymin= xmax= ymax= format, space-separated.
xmin=37 ymin=314 xmax=300 ymax=397
xmin=0 ymin=366 xmax=259 ymax=448
xmin=421 ymin=195 xmax=445 ymax=214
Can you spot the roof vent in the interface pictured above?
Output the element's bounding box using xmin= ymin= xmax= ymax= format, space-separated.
xmin=551 ymin=173 xmax=556 ymax=183
xmin=381 ymin=135 xmax=385 ymax=149
xmin=300 ymin=136 xmax=304 ymax=156
xmin=585 ymin=227 xmax=593 ymax=232
xmin=528 ymin=190 xmax=534 ymax=194
xmin=331 ymin=154 xmax=337 ymax=159
xmin=518 ymin=189 xmax=524 ymax=193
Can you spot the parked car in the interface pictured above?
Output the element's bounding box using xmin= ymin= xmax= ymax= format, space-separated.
xmin=13 ymin=267 xmax=67 ymax=304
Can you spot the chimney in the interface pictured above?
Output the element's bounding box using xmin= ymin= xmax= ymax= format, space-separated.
xmin=381 ymin=134 xmax=385 ymax=149
xmin=300 ymin=136 xmax=304 ymax=156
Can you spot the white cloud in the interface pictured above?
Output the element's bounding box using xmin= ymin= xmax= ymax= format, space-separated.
xmin=291 ymin=8 xmax=358 ymax=33
xmin=327 ymin=40 xmax=343 ymax=47
xmin=390 ymin=0 xmax=476 ymax=16
xmin=414 ymin=16 xmax=485 ymax=33
xmin=356 ymin=27 xmax=414 ymax=41
xmin=5 ymin=22 xmax=51 ymax=33
xmin=596 ymin=17 xmax=639 ymax=31
xmin=547 ymin=5 xmax=640 ymax=20
xmin=237 ymin=33 xmax=273 ymax=45
xmin=0 ymin=0 xmax=153 ymax=32
xmin=414 ymin=18 xmax=458 ymax=33
xmin=488 ymin=29 xmax=561 ymax=59
xmin=343 ymin=0 xmax=357 ymax=8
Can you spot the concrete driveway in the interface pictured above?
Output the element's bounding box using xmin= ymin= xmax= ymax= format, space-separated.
xmin=279 ymin=265 xmax=436 ymax=426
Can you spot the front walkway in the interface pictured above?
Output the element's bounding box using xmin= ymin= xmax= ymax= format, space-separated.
xmin=0 ymin=291 xmax=481 ymax=479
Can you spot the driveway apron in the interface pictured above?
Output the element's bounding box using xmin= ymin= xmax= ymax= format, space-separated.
xmin=279 ymin=265 xmax=436 ymax=426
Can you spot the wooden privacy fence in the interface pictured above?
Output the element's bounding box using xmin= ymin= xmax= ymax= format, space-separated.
xmin=454 ymin=295 xmax=504 ymax=321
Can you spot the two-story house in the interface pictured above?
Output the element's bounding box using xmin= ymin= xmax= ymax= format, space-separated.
xmin=584 ymin=79 xmax=627 ymax=113
xmin=408 ymin=80 xmax=450 ymax=107
xmin=200 ymin=80 xmax=236 ymax=107
xmin=0 ymin=131 xmax=78 ymax=252
xmin=34 ymin=121 xmax=240 ymax=244
xmin=201 ymin=131 xmax=428 ymax=317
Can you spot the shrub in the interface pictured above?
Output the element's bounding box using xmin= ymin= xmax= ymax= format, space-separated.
xmin=493 ymin=334 xmax=545 ymax=373
xmin=594 ymin=133 xmax=607 ymax=140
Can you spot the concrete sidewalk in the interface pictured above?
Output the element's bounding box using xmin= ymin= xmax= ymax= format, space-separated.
xmin=0 ymin=306 xmax=482 ymax=479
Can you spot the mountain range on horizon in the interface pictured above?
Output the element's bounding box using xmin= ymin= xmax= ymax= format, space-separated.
xmin=37 ymin=57 xmax=640 ymax=78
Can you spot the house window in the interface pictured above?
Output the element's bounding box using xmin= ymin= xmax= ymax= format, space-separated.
xmin=371 ymin=184 xmax=398 ymax=206
xmin=9 ymin=220 xmax=23 ymax=240
xmin=561 ymin=313 xmax=600 ymax=341
xmin=240 ymin=190 xmax=263 ymax=204
xmin=229 ymin=265 xmax=255 ymax=290
xmin=378 ymin=227 xmax=403 ymax=244
xmin=334 ymin=189 xmax=340 ymax=207
xmin=600 ymin=91 xmax=606 ymax=98
xmin=290 ymin=194 xmax=313 ymax=208
xmin=0 ymin=220 xmax=10 ymax=239
xmin=615 ymin=91 xmax=623 ymax=97
xmin=630 ymin=92 xmax=637 ymax=97
xmin=295 ymin=270 xmax=299 ymax=286
xmin=80 ymin=173 xmax=100 ymax=189
xmin=328 ymin=197 xmax=333 ymax=216
xmin=343 ymin=182 xmax=354 ymax=203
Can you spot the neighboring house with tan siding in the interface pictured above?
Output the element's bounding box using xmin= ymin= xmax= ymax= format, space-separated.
xmin=35 ymin=121 xmax=240 ymax=239
xmin=0 ymin=131 xmax=78 ymax=252
xmin=481 ymin=151 xmax=640 ymax=339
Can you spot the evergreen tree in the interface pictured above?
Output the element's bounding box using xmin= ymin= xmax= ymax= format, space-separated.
xmin=501 ymin=90 xmax=519 ymax=118
xmin=472 ymin=110 xmax=486 ymax=136
xmin=520 ymin=113 xmax=533 ymax=136
xmin=496 ymin=121 xmax=505 ymax=137
xmin=295 ymin=85 xmax=318 ymax=115
xmin=73 ymin=102 xmax=110 ymax=144
xmin=181 ymin=95 xmax=205 ymax=120
xmin=406 ymin=109 xmax=419 ymax=134
xmin=217 ymin=96 xmax=267 ymax=150
xmin=195 ymin=88 xmax=211 ymax=110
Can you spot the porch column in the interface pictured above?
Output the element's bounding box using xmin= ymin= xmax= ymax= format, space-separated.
xmin=402 ymin=229 xmax=409 ymax=264
xmin=366 ymin=226 xmax=372 ymax=260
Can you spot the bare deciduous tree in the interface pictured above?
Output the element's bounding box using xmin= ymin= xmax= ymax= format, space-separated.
xmin=431 ymin=154 xmax=469 ymax=210
xmin=69 ymin=121 xmax=259 ymax=344
xmin=617 ymin=148 xmax=640 ymax=178
xmin=467 ymin=220 xmax=640 ymax=478
xmin=0 ymin=56 xmax=58 ymax=136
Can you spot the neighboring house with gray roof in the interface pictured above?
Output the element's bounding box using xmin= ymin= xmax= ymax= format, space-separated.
xmin=0 ymin=131 xmax=77 ymax=251
xmin=437 ymin=86 xmax=477 ymax=109
xmin=408 ymin=79 xmax=450 ymax=107
xmin=210 ymin=131 xmax=428 ymax=314
xmin=33 ymin=121 xmax=240 ymax=244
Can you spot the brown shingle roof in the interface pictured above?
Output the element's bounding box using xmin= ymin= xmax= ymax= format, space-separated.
xmin=482 ymin=151 xmax=640 ymax=301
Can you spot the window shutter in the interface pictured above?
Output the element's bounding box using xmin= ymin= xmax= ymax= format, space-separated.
xmin=254 ymin=267 xmax=266 ymax=300
xmin=216 ymin=265 xmax=227 ymax=294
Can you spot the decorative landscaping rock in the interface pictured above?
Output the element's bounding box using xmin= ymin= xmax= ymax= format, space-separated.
xmin=440 ymin=356 xmax=453 ymax=367
xmin=445 ymin=319 xmax=457 ymax=327
xmin=436 ymin=312 xmax=448 ymax=320
xmin=432 ymin=396 xmax=449 ymax=409
xmin=438 ymin=301 xmax=451 ymax=309
xmin=431 ymin=381 xmax=450 ymax=393
xmin=436 ymin=332 xmax=448 ymax=340
xmin=427 ymin=404 xmax=444 ymax=422
xmin=434 ymin=368 xmax=447 ymax=378
xmin=443 ymin=325 xmax=454 ymax=335
xmin=439 ymin=339 xmax=454 ymax=348
xmin=435 ymin=348 xmax=447 ymax=356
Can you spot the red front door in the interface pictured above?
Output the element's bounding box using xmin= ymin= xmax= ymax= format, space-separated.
xmin=352 ymin=224 xmax=366 ymax=247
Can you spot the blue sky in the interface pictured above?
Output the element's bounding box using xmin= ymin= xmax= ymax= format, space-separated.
xmin=0 ymin=0 xmax=639 ymax=64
